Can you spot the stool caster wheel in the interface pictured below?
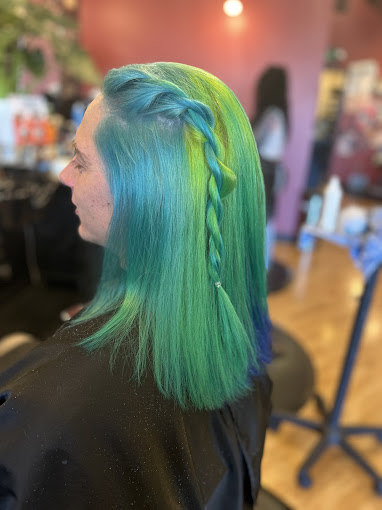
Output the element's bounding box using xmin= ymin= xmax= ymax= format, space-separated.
xmin=298 ymin=471 xmax=312 ymax=488
xmin=269 ymin=415 xmax=282 ymax=431
xmin=375 ymin=479 xmax=382 ymax=496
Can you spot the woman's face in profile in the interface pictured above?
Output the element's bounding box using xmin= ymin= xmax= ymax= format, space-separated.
xmin=59 ymin=95 xmax=113 ymax=247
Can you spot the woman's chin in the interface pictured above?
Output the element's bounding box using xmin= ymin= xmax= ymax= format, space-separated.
xmin=78 ymin=225 xmax=106 ymax=247
xmin=78 ymin=224 xmax=91 ymax=243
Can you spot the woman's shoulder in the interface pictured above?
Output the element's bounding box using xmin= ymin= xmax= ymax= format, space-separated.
xmin=0 ymin=317 xmax=101 ymax=389
xmin=0 ymin=316 xmax=179 ymax=431
xmin=0 ymin=321 xmax=192 ymax=508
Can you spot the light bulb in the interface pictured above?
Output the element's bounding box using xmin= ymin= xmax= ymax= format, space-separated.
xmin=223 ymin=0 xmax=243 ymax=17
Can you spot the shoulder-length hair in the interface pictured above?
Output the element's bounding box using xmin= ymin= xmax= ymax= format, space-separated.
xmin=71 ymin=62 xmax=270 ymax=410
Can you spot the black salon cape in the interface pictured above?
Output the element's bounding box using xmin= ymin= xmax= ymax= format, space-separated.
xmin=0 ymin=317 xmax=271 ymax=509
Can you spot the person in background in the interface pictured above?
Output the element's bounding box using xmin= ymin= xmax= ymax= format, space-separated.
xmin=0 ymin=62 xmax=271 ymax=509
xmin=252 ymin=66 xmax=290 ymax=265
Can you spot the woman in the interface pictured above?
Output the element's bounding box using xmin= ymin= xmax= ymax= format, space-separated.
xmin=0 ymin=63 xmax=271 ymax=509
xmin=252 ymin=67 xmax=289 ymax=265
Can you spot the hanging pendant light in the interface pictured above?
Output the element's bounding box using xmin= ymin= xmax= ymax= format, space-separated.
xmin=223 ymin=0 xmax=244 ymax=17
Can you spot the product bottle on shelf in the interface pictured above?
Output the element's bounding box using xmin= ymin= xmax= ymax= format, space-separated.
xmin=319 ymin=175 xmax=343 ymax=233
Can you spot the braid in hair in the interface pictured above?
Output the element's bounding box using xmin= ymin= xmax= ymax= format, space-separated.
xmin=183 ymin=106 xmax=225 ymax=288
xmin=180 ymin=102 xmax=254 ymax=360
xmin=179 ymin=97 xmax=238 ymax=293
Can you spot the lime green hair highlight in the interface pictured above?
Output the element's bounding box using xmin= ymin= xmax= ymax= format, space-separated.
xmin=70 ymin=62 xmax=270 ymax=410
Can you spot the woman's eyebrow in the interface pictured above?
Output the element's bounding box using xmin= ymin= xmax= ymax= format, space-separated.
xmin=72 ymin=141 xmax=90 ymax=164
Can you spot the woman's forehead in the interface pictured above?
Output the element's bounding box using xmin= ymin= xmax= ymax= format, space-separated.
xmin=76 ymin=95 xmax=104 ymax=147
xmin=83 ymin=94 xmax=104 ymax=130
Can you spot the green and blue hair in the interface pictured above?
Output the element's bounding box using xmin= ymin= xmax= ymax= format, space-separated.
xmin=71 ymin=62 xmax=271 ymax=410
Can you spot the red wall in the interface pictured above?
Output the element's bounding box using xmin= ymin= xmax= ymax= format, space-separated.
xmin=330 ymin=0 xmax=382 ymax=71
xmin=80 ymin=0 xmax=333 ymax=236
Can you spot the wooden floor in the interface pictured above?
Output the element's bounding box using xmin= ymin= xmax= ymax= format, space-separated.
xmin=261 ymin=239 xmax=382 ymax=510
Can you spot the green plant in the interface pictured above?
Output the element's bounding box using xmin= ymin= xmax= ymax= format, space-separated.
xmin=0 ymin=0 xmax=101 ymax=97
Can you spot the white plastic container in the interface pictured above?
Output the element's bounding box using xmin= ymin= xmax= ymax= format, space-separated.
xmin=319 ymin=175 xmax=343 ymax=233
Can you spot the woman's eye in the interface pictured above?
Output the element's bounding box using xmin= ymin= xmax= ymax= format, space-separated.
xmin=71 ymin=157 xmax=84 ymax=173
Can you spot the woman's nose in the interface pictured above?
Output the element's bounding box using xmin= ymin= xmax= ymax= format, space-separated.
xmin=59 ymin=162 xmax=74 ymax=188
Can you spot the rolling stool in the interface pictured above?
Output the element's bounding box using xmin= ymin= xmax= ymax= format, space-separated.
xmin=267 ymin=261 xmax=293 ymax=295
xmin=255 ymin=326 xmax=315 ymax=510
xmin=267 ymin=326 xmax=316 ymax=414
xmin=268 ymin=266 xmax=382 ymax=494
xmin=255 ymin=487 xmax=293 ymax=510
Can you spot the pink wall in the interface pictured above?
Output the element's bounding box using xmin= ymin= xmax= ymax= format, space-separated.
xmin=330 ymin=0 xmax=382 ymax=71
xmin=80 ymin=0 xmax=334 ymax=236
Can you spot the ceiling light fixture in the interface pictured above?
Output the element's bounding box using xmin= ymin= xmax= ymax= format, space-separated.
xmin=223 ymin=0 xmax=243 ymax=17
